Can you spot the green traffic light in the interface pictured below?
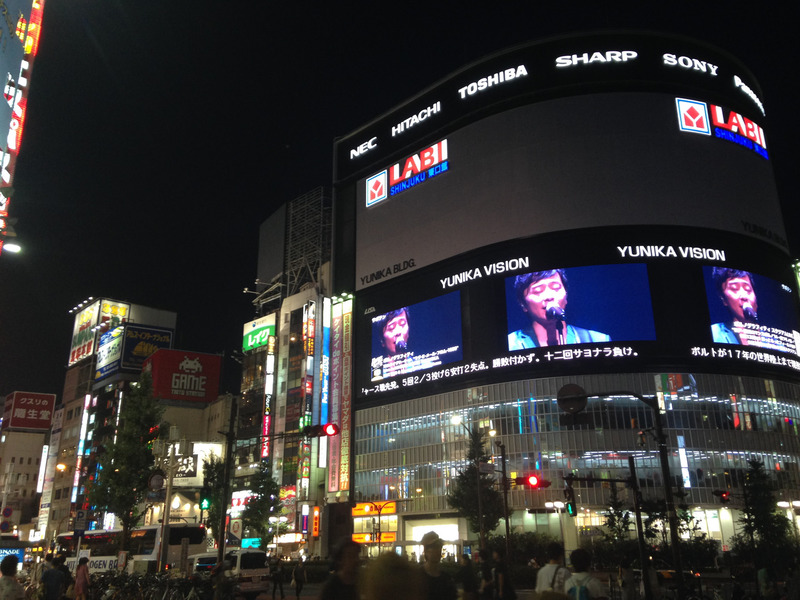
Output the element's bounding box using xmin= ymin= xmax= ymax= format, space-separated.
xmin=566 ymin=501 xmax=577 ymax=516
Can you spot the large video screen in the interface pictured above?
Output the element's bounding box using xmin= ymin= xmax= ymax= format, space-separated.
xmin=370 ymin=292 xmax=463 ymax=382
xmin=354 ymin=227 xmax=800 ymax=404
xmin=505 ymin=264 xmax=655 ymax=350
xmin=704 ymin=267 xmax=800 ymax=355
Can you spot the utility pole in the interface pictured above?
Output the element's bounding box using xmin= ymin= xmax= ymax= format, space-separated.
xmin=217 ymin=397 xmax=238 ymax=566
xmin=494 ymin=440 xmax=511 ymax=561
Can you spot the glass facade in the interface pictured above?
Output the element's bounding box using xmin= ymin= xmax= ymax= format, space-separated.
xmin=353 ymin=371 xmax=800 ymax=545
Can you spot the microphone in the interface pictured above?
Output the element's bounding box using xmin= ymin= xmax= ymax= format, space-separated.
xmin=743 ymin=306 xmax=758 ymax=322
xmin=546 ymin=306 xmax=564 ymax=321
xmin=395 ymin=340 xmax=408 ymax=353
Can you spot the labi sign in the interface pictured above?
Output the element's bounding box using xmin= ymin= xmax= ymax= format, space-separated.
xmin=242 ymin=315 xmax=276 ymax=352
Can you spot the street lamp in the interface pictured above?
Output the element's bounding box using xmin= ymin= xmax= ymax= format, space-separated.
xmin=557 ymin=384 xmax=685 ymax=598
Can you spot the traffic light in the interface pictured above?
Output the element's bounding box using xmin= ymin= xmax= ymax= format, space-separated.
xmin=514 ymin=474 xmax=552 ymax=488
xmin=564 ymin=486 xmax=577 ymax=517
xmin=303 ymin=423 xmax=341 ymax=438
xmin=712 ymin=490 xmax=731 ymax=504
xmin=199 ymin=487 xmax=212 ymax=510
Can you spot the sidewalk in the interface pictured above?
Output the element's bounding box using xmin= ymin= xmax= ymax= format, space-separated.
xmin=255 ymin=581 xmax=322 ymax=600
xmin=255 ymin=583 xmax=537 ymax=599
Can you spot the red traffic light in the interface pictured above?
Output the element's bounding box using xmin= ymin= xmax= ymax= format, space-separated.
xmin=712 ymin=490 xmax=731 ymax=504
xmin=304 ymin=423 xmax=341 ymax=438
xmin=514 ymin=474 xmax=551 ymax=488
xmin=321 ymin=423 xmax=340 ymax=436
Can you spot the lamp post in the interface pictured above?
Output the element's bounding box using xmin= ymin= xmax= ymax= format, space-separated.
xmin=494 ymin=439 xmax=511 ymax=561
xmin=558 ymin=385 xmax=684 ymax=598
xmin=362 ymin=501 xmax=392 ymax=555
xmin=154 ymin=426 xmax=186 ymax=572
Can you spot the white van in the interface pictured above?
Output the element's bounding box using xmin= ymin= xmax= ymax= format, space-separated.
xmin=224 ymin=548 xmax=270 ymax=599
xmin=187 ymin=552 xmax=218 ymax=574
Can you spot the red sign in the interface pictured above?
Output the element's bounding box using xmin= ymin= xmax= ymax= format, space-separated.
xmin=710 ymin=105 xmax=766 ymax=149
xmin=2 ymin=391 xmax=56 ymax=431
xmin=389 ymin=139 xmax=448 ymax=185
xmin=144 ymin=349 xmax=221 ymax=403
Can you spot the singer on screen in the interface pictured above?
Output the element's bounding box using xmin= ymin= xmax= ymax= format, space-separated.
xmin=381 ymin=307 xmax=410 ymax=356
xmin=710 ymin=268 xmax=759 ymax=345
xmin=508 ymin=269 xmax=610 ymax=349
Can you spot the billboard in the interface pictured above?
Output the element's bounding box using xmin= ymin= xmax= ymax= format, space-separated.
xmin=0 ymin=0 xmax=44 ymax=252
xmin=94 ymin=324 xmax=173 ymax=381
xmin=369 ymin=292 xmax=463 ymax=382
xmin=94 ymin=326 xmax=125 ymax=381
xmin=333 ymin=33 xmax=783 ymax=292
xmin=120 ymin=324 xmax=173 ymax=370
xmin=242 ymin=314 xmax=276 ymax=352
xmin=68 ymin=299 xmax=131 ymax=366
xmin=2 ymin=391 xmax=56 ymax=431
xmin=144 ymin=349 xmax=221 ymax=403
xmin=352 ymin=92 xmax=780 ymax=291
xmin=353 ymin=227 xmax=800 ymax=403
xmin=170 ymin=442 xmax=224 ymax=488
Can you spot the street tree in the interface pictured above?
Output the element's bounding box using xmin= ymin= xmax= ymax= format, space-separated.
xmin=202 ymin=454 xmax=226 ymax=547
xmin=602 ymin=484 xmax=633 ymax=542
xmin=240 ymin=462 xmax=284 ymax=549
xmin=446 ymin=427 xmax=503 ymax=549
xmin=731 ymin=459 xmax=797 ymax=575
xmin=87 ymin=372 xmax=164 ymax=548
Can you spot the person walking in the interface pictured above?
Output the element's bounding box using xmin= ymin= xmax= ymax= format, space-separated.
xmin=363 ymin=553 xmax=424 ymax=600
xmin=319 ymin=540 xmax=361 ymax=600
xmin=456 ymin=554 xmax=479 ymax=600
xmin=291 ymin=560 xmax=306 ymax=600
xmin=0 ymin=555 xmax=25 ymax=600
xmin=420 ymin=531 xmax=457 ymax=600
xmin=74 ymin=557 xmax=90 ymax=600
xmin=492 ymin=547 xmax=516 ymax=600
xmin=39 ymin=557 xmax=65 ymax=600
xmin=271 ymin=556 xmax=285 ymax=600
xmin=475 ymin=552 xmax=493 ymax=600
xmin=535 ymin=542 xmax=569 ymax=598
xmin=565 ymin=549 xmax=608 ymax=600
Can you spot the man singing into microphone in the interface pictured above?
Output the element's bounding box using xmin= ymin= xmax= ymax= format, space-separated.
xmin=381 ymin=307 xmax=410 ymax=356
xmin=710 ymin=268 xmax=759 ymax=345
xmin=508 ymin=269 xmax=610 ymax=349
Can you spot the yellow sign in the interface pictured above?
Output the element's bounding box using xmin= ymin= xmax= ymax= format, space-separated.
xmin=351 ymin=501 xmax=396 ymax=516
xmin=352 ymin=531 xmax=397 ymax=544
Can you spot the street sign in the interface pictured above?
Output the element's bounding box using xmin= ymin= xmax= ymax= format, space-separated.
xmin=557 ymin=384 xmax=588 ymax=414
xmin=74 ymin=510 xmax=87 ymax=532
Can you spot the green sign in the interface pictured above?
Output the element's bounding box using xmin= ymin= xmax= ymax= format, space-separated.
xmin=243 ymin=324 xmax=275 ymax=351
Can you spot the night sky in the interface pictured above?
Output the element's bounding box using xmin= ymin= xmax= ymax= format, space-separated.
xmin=1 ymin=3 xmax=798 ymax=396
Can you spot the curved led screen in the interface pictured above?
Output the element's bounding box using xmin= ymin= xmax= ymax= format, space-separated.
xmin=354 ymin=227 xmax=800 ymax=403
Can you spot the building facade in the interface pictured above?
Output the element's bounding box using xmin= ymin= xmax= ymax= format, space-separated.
xmin=329 ymin=32 xmax=800 ymax=556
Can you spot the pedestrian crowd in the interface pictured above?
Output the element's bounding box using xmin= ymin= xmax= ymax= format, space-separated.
xmin=312 ymin=537 xmax=611 ymax=600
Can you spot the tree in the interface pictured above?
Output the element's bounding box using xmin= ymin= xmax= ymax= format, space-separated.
xmin=731 ymin=459 xmax=798 ymax=575
xmin=599 ymin=484 xmax=639 ymax=567
xmin=202 ymin=454 xmax=226 ymax=547
xmin=240 ymin=462 xmax=283 ymax=549
xmin=446 ymin=427 xmax=504 ymax=549
xmin=87 ymin=372 xmax=164 ymax=548
xmin=640 ymin=498 xmax=668 ymax=546
xmin=602 ymin=484 xmax=633 ymax=542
